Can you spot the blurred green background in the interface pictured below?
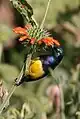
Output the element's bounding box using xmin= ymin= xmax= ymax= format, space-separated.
xmin=0 ymin=0 xmax=80 ymax=119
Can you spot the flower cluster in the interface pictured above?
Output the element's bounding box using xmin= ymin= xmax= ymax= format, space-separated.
xmin=13 ymin=24 xmax=60 ymax=46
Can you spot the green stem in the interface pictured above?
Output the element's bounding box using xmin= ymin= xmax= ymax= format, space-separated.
xmin=0 ymin=44 xmax=36 ymax=114
xmin=40 ymin=0 xmax=52 ymax=29
xmin=0 ymin=64 xmax=24 ymax=114
xmin=0 ymin=54 xmax=32 ymax=114
xmin=0 ymin=85 xmax=16 ymax=114
xmin=32 ymin=16 xmax=38 ymax=26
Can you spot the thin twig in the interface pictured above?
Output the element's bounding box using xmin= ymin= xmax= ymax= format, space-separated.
xmin=0 ymin=54 xmax=32 ymax=114
xmin=0 ymin=85 xmax=16 ymax=114
xmin=0 ymin=65 xmax=24 ymax=114
xmin=32 ymin=16 xmax=38 ymax=26
xmin=40 ymin=0 xmax=52 ymax=29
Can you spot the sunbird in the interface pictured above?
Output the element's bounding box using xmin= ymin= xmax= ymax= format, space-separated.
xmin=16 ymin=45 xmax=63 ymax=85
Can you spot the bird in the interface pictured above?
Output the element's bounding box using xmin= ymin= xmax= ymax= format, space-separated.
xmin=16 ymin=45 xmax=63 ymax=86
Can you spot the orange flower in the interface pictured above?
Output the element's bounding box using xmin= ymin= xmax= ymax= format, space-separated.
xmin=38 ymin=37 xmax=60 ymax=46
xmin=13 ymin=27 xmax=29 ymax=42
xmin=13 ymin=25 xmax=60 ymax=46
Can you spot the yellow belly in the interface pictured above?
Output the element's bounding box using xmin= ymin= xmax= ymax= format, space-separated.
xmin=28 ymin=60 xmax=44 ymax=79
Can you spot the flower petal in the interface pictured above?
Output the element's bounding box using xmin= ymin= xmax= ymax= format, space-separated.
xmin=13 ymin=27 xmax=27 ymax=35
xmin=52 ymin=39 xmax=60 ymax=46
xmin=19 ymin=35 xmax=28 ymax=41
xmin=38 ymin=37 xmax=60 ymax=46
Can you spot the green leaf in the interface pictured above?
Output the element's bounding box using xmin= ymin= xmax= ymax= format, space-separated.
xmin=10 ymin=0 xmax=37 ymax=26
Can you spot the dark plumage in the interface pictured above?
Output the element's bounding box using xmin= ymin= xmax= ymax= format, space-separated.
xmin=15 ymin=45 xmax=63 ymax=86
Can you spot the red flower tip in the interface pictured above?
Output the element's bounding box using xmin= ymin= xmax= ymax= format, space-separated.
xmin=38 ymin=37 xmax=60 ymax=46
xmin=30 ymin=38 xmax=36 ymax=44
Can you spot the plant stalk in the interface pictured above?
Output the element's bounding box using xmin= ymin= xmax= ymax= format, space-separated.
xmin=0 ymin=85 xmax=16 ymax=114
xmin=0 ymin=54 xmax=32 ymax=114
xmin=40 ymin=0 xmax=52 ymax=29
